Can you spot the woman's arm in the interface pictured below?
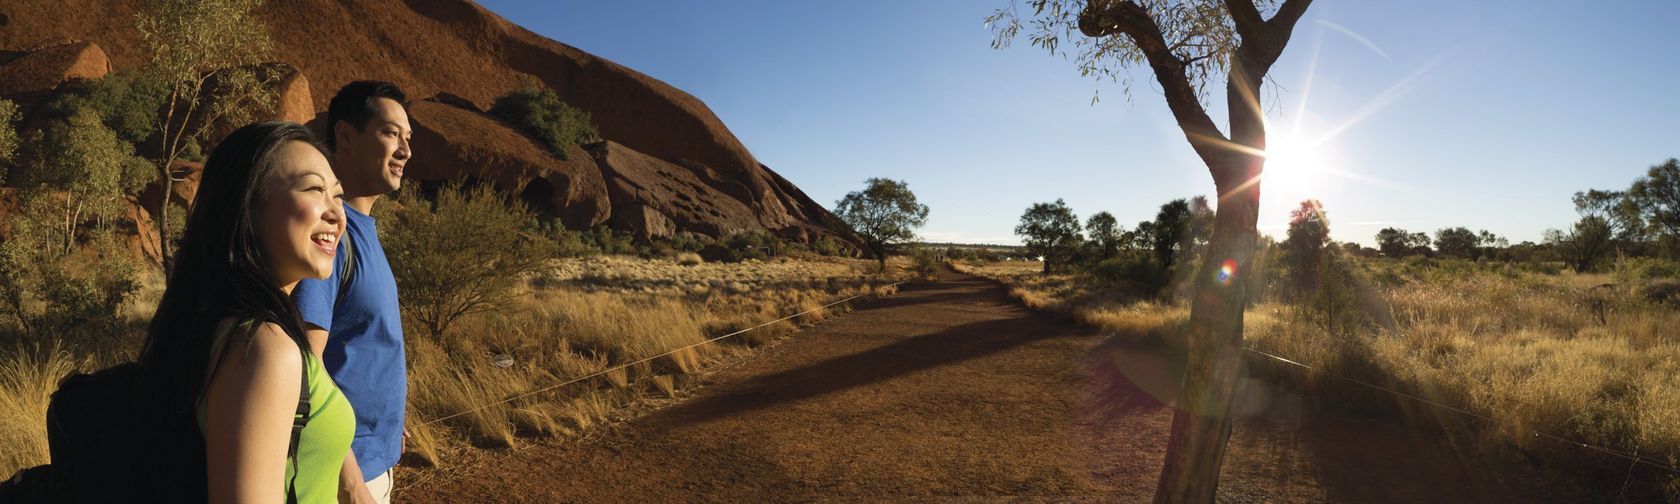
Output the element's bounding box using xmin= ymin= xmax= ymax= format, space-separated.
xmin=337 ymin=447 xmax=376 ymax=503
xmin=204 ymin=322 xmax=305 ymax=504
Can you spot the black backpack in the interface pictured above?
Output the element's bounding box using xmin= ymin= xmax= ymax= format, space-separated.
xmin=0 ymin=322 xmax=312 ymax=504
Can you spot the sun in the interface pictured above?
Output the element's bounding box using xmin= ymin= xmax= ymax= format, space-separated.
xmin=1261 ymin=131 xmax=1325 ymax=194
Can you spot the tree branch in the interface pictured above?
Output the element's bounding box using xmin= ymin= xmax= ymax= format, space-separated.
xmin=1077 ymin=1 xmax=1230 ymax=168
xmin=1224 ymin=0 xmax=1264 ymax=38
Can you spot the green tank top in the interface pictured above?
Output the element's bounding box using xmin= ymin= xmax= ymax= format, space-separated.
xmin=196 ymin=321 xmax=357 ymax=503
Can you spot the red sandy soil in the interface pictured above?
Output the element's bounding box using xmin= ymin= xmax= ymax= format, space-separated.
xmin=399 ymin=269 xmax=1572 ymax=503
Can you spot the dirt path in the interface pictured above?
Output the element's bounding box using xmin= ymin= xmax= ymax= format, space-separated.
xmin=402 ymin=269 xmax=1565 ymax=503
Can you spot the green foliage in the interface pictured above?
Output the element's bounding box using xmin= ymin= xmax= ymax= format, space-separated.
xmin=0 ymin=206 xmax=140 ymax=343
xmin=1091 ymin=252 xmax=1168 ymax=296
xmin=13 ymin=109 xmax=152 ymax=254
xmin=1281 ymin=199 xmax=1329 ymax=295
xmin=1547 ymin=216 xmax=1614 ymax=273
xmin=1433 ymin=227 xmax=1480 ymax=259
xmin=489 ymin=83 xmax=599 ymax=159
xmin=1375 ymin=227 xmax=1430 ymax=258
xmin=380 ymin=184 xmax=553 ymax=339
xmin=834 ymin=178 xmax=929 ymax=269
xmin=723 ymin=230 xmax=784 ymax=262
xmin=908 ymin=246 xmax=940 ymax=280
xmin=811 ymin=235 xmax=847 ymax=257
xmin=671 ymin=232 xmax=711 ymax=254
xmin=1085 ymin=211 xmax=1123 ymax=260
xmin=586 ymin=227 xmax=640 ymax=256
xmin=136 ymin=0 xmax=276 ymax=271
xmin=43 ymin=72 xmax=169 ymax=145
xmin=1628 ymin=159 xmax=1680 ymax=247
xmin=0 ymin=99 xmax=20 ymax=181
xmin=1015 ymin=198 xmax=1083 ymax=273
xmin=1152 ymin=199 xmax=1192 ymax=269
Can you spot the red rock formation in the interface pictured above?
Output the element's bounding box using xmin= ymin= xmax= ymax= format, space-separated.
xmin=402 ymin=99 xmax=610 ymax=229
xmin=0 ymin=0 xmax=861 ymax=248
xmin=0 ymin=40 xmax=109 ymax=97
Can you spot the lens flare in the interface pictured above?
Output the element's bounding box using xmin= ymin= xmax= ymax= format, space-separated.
xmin=1217 ymin=259 xmax=1238 ymax=286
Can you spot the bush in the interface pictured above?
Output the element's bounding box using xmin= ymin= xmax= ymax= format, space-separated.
xmin=379 ymin=184 xmax=553 ymax=339
xmin=909 ymin=247 xmax=940 ymax=280
xmin=1091 ymin=253 xmax=1168 ymax=297
xmin=489 ymin=82 xmax=599 ymax=159
xmin=812 ymin=236 xmax=846 ymax=257
xmin=42 ymin=72 xmax=168 ymax=146
xmin=585 ymin=227 xmax=639 ymax=256
xmin=671 ymin=232 xmax=710 ymax=253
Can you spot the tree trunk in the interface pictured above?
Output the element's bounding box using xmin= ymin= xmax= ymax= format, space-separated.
xmin=1153 ymin=160 xmax=1260 ymax=504
xmin=160 ymin=175 xmax=174 ymax=273
xmin=1154 ymin=46 xmax=1270 ymax=504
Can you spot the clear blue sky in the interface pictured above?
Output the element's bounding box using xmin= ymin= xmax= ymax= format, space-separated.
xmin=476 ymin=1 xmax=1679 ymax=246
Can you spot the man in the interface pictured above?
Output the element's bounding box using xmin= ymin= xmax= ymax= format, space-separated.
xmin=293 ymin=81 xmax=412 ymax=504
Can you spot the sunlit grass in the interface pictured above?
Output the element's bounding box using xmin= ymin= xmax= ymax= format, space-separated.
xmin=962 ymin=257 xmax=1680 ymax=496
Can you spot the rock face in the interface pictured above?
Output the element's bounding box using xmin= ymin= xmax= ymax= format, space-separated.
xmin=0 ymin=40 xmax=109 ymax=97
xmin=0 ymin=0 xmax=863 ymax=248
xmin=403 ymin=98 xmax=611 ymax=229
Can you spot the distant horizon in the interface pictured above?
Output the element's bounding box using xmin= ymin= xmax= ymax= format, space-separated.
xmin=479 ymin=1 xmax=1679 ymax=248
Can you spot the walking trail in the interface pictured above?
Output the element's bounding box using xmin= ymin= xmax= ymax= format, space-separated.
xmin=402 ymin=269 xmax=1563 ymax=503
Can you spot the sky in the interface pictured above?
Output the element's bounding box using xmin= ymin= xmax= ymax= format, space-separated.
xmin=475 ymin=0 xmax=1680 ymax=246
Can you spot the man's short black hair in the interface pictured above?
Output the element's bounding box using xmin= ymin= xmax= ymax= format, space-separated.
xmin=325 ymin=80 xmax=408 ymax=148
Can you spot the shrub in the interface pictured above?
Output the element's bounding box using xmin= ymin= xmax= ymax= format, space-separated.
xmin=671 ymin=231 xmax=710 ymax=253
xmin=811 ymin=236 xmax=846 ymax=257
xmin=379 ymin=184 xmax=553 ymax=340
xmin=42 ymin=72 xmax=169 ymax=145
xmin=909 ymin=247 xmax=940 ymax=280
xmin=675 ymin=252 xmax=703 ymax=267
xmin=1091 ymin=253 xmax=1168 ymax=297
xmin=489 ymin=82 xmax=598 ymax=159
xmin=585 ymin=227 xmax=639 ymax=256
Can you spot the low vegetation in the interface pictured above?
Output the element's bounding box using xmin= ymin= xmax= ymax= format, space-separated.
xmin=489 ymin=82 xmax=599 ymax=159
xmin=958 ymin=193 xmax=1680 ymax=499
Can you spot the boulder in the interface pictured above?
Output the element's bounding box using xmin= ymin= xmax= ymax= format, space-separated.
xmin=405 ymin=98 xmax=610 ymax=229
xmin=0 ymin=40 xmax=109 ymax=97
xmin=593 ymin=141 xmax=761 ymax=239
xmin=610 ymin=202 xmax=675 ymax=242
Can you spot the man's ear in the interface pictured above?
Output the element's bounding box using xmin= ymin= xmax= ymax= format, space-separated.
xmin=333 ymin=120 xmax=353 ymax=149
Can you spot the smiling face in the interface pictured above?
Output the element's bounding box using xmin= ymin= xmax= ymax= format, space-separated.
xmin=333 ymin=97 xmax=412 ymax=197
xmin=257 ymin=141 xmax=345 ymax=289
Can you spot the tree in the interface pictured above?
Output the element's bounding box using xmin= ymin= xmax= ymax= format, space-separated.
xmin=1374 ymin=227 xmax=1416 ymax=258
xmin=1433 ymin=227 xmax=1479 ymax=259
xmin=1086 ymin=211 xmax=1124 ymax=259
xmin=137 ymin=0 xmax=276 ymax=272
xmin=1152 ymin=199 xmax=1192 ymax=270
xmin=1573 ymin=189 xmax=1642 ymax=244
xmin=990 ymin=0 xmax=1315 ymax=499
xmin=1280 ymin=199 xmax=1328 ymax=293
xmin=1016 ymin=199 xmax=1084 ymax=273
xmin=1547 ymin=216 xmax=1613 ymax=273
xmin=833 ymin=178 xmax=931 ymax=272
xmin=381 ymin=184 xmax=552 ymax=340
xmin=13 ymin=109 xmax=152 ymax=255
xmin=1627 ymin=158 xmax=1680 ymax=254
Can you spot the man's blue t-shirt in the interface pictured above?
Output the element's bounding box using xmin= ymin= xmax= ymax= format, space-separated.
xmin=293 ymin=204 xmax=406 ymax=481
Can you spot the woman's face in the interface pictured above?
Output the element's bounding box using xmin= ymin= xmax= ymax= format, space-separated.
xmin=257 ymin=141 xmax=345 ymax=290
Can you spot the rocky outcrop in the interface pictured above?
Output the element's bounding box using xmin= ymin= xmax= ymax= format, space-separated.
xmin=404 ymin=99 xmax=610 ymax=229
xmin=0 ymin=0 xmax=861 ymax=248
xmin=0 ymin=40 xmax=109 ymax=97
xmin=137 ymin=159 xmax=201 ymax=221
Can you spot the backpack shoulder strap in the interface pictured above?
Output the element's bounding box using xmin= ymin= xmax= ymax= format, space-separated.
xmin=201 ymin=318 xmax=310 ymax=504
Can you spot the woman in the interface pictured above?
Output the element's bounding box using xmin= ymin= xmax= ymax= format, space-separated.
xmin=137 ymin=121 xmax=361 ymax=503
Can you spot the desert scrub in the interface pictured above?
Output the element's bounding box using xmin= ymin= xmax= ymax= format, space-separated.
xmin=968 ymin=255 xmax=1680 ymax=498
xmin=489 ymin=82 xmax=598 ymax=159
xmin=399 ymin=255 xmax=907 ymax=466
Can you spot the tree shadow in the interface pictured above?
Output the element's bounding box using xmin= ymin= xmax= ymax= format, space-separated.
xmin=658 ymin=314 xmax=1079 ymax=425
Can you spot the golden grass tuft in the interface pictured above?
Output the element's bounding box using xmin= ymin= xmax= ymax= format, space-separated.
xmin=0 ymin=346 xmax=79 ymax=475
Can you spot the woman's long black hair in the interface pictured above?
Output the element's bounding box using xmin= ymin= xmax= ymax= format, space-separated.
xmin=136 ymin=121 xmax=330 ymax=499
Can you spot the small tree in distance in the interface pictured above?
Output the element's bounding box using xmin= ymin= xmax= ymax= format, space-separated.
xmin=1086 ymin=211 xmax=1124 ymax=260
xmin=1016 ymin=199 xmax=1083 ymax=274
xmin=833 ymin=178 xmax=930 ymax=273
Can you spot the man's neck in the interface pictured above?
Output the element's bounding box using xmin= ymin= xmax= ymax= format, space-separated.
xmin=346 ymin=194 xmax=379 ymax=215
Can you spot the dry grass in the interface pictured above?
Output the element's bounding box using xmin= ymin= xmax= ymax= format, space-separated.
xmin=0 ymin=254 xmax=907 ymax=477
xmin=394 ymin=254 xmax=907 ymax=466
xmin=959 ymin=257 xmax=1680 ymax=497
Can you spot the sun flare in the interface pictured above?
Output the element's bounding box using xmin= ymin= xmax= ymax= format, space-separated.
xmin=1261 ymin=131 xmax=1325 ymax=194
